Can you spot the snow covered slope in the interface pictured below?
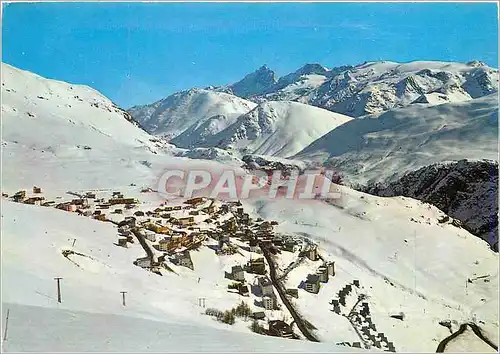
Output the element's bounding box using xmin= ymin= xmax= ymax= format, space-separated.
xmin=1 ymin=64 xmax=248 ymax=193
xmin=204 ymin=101 xmax=353 ymax=157
xmin=295 ymin=94 xmax=498 ymax=185
xmin=128 ymin=88 xmax=256 ymax=139
xmin=1 ymin=303 xmax=358 ymax=353
xmin=361 ymin=159 xmax=499 ymax=251
xmin=1 ymin=63 xmax=155 ymax=150
xmin=247 ymin=187 xmax=499 ymax=352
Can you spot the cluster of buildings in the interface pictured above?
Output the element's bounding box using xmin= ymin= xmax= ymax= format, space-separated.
xmin=303 ymin=261 xmax=336 ymax=294
xmin=331 ymin=280 xmax=396 ymax=351
xmin=10 ymin=187 xmax=45 ymax=205
xmin=9 ymin=187 xmax=141 ymax=223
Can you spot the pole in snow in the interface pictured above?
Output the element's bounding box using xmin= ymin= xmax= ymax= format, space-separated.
xmin=54 ymin=277 xmax=63 ymax=303
xmin=121 ymin=291 xmax=127 ymax=306
xmin=3 ymin=309 xmax=10 ymax=341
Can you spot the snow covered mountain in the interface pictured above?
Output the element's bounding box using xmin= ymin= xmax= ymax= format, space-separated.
xmin=361 ymin=159 xmax=499 ymax=251
xmin=251 ymin=60 xmax=498 ymax=117
xmin=295 ymin=94 xmax=499 ymax=185
xmin=128 ymin=88 xmax=257 ymax=139
xmin=226 ymin=64 xmax=278 ymax=98
xmin=127 ymin=60 xmax=497 ymax=157
xmin=203 ymin=101 xmax=353 ymax=157
xmin=1 ymin=63 xmax=156 ymax=150
xmin=1 ymin=63 xmax=181 ymax=194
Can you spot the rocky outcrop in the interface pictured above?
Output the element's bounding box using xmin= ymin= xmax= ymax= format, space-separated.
xmin=361 ymin=159 xmax=498 ymax=251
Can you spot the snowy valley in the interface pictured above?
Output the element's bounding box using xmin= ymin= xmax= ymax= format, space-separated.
xmin=1 ymin=61 xmax=499 ymax=353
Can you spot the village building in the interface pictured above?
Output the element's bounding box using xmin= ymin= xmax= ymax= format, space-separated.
xmin=245 ymin=258 xmax=266 ymax=275
xmin=12 ymin=190 xmax=27 ymax=202
xmin=307 ymin=246 xmax=318 ymax=261
xmin=135 ymin=256 xmax=152 ymax=268
xmin=134 ymin=211 xmax=145 ymax=217
xmin=117 ymin=237 xmax=128 ymax=248
xmin=13 ymin=190 xmax=26 ymax=200
xmin=327 ymin=261 xmax=336 ymax=276
xmin=283 ymin=240 xmax=297 ymax=252
xmin=32 ymin=186 xmax=42 ymax=194
xmin=231 ymin=265 xmax=245 ymax=281
xmin=241 ymin=213 xmax=250 ymax=224
xmin=258 ymin=277 xmax=274 ymax=296
xmin=238 ymin=284 xmax=249 ymax=297
xmin=185 ymin=197 xmax=205 ymax=206
xmin=249 ymin=239 xmax=260 ymax=253
xmin=144 ymin=231 xmax=157 ymax=242
xmin=304 ymin=274 xmax=320 ymax=294
xmin=114 ymin=208 xmax=123 ymax=214
xmin=173 ymin=216 xmax=195 ymax=226
xmin=223 ymin=218 xmax=237 ymax=233
xmin=317 ymin=266 xmax=329 ymax=283
xmin=158 ymin=238 xmax=171 ymax=251
xmin=203 ymin=203 xmax=216 ymax=215
xmin=272 ymin=237 xmax=283 ymax=247
xmin=252 ymin=312 xmax=266 ymax=320
xmin=85 ymin=192 xmax=96 ymax=198
xmin=260 ymin=221 xmax=273 ymax=231
xmin=173 ymin=251 xmax=193 ymax=269
xmin=23 ymin=197 xmax=41 ymax=205
xmin=268 ymin=320 xmax=293 ymax=338
xmin=286 ymin=288 xmax=299 ymax=299
xmin=61 ymin=203 xmax=77 ymax=212
xmin=71 ymin=198 xmax=87 ymax=206
xmin=236 ymin=207 xmax=244 ymax=215
xmin=108 ymin=198 xmax=137 ymax=205
xmin=94 ymin=214 xmax=107 ymax=221
xmin=79 ymin=209 xmax=93 ymax=217
xmin=218 ymin=235 xmax=230 ymax=249
xmin=173 ymin=206 xmax=182 ymax=211
xmin=146 ymin=223 xmax=171 ymax=235
xmin=93 ymin=210 xmax=102 ymax=216
xmin=189 ymin=210 xmax=199 ymax=216
xmin=262 ymin=295 xmax=275 ymax=310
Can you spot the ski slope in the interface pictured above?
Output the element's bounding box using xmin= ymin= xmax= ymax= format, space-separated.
xmin=1 ymin=302 xmax=361 ymax=353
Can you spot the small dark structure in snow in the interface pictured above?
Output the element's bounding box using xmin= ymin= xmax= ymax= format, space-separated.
xmin=268 ymin=320 xmax=294 ymax=338
xmin=390 ymin=312 xmax=405 ymax=321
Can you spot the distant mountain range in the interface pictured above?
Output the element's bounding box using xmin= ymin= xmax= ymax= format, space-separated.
xmin=128 ymin=60 xmax=498 ymax=181
xmin=129 ymin=60 xmax=498 ymax=128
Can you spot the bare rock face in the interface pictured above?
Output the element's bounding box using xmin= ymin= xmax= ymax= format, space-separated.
xmin=361 ymin=159 xmax=498 ymax=251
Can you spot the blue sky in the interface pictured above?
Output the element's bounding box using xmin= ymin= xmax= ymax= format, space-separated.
xmin=2 ymin=2 xmax=498 ymax=108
